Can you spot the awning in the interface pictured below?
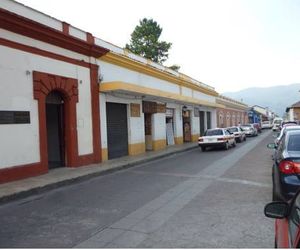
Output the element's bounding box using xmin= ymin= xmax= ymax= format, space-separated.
xmin=99 ymin=81 xmax=225 ymax=109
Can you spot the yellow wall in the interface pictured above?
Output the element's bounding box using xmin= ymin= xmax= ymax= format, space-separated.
xmin=128 ymin=143 xmax=146 ymax=156
xmin=191 ymin=134 xmax=200 ymax=142
xmin=174 ymin=137 xmax=183 ymax=145
xmin=152 ymin=139 xmax=167 ymax=151
xmin=101 ymin=148 xmax=108 ymax=161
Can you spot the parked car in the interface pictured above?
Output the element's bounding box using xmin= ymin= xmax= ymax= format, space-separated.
xmin=268 ymin=130 xmax=300 ymax=201
xmin=240 ymin=124 xmax=257 ymax=137
xmin=253 ymin=123 xmax=262 ymax=133
xmin=227 ymin=126 xmax=246 ymax=143
xmin=279 ymin=121 xmax=298 ymax=131
xmin=198 ymin=128 xmax=236 ymax=151
xmin=262 ymin=120 xmax=272 ymax=129
xmin=275 ymin=125 xmax=300 ymax=146
xmin=264 ymin=189 xmax=300 ymax=248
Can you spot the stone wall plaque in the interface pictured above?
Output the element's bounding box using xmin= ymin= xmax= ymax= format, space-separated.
xmin=0 ymin=111 xmax=30 ymax=124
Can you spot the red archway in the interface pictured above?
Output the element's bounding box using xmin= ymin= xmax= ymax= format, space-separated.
xmin=33 ymin=71 xmax=79 ymax=169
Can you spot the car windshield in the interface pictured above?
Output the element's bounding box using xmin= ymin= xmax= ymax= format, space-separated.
xmin=241 ymin=126 xmax=250 ymax=130
xmin=263 ymin=121 xmax=270 ymax=124
xmin=274 ymin=120 xmax=282 ymax=124
xmin=287 ymin=134 xmax=300 ymax=151
xmin=205 ymin=129 xmax=223 ymax=136
xmin=228 ymin=127 xmax=238 ymax=133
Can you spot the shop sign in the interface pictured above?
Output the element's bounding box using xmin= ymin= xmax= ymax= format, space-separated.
xmin=142 ymin=101 xmax=166 ymax=113
xmin=142 ymin=101 xmax=157 ymax=113
xmin=156 ymin=103 xmax=166 ymax=113
xmin=0 ymin=111 xmax=30 ymax=124
xmin=130 ymin=103 xmax=141 ymax=117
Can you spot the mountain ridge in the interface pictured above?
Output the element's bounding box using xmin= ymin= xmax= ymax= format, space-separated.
xmin=223 ymin=83 xmax=300 ymax=117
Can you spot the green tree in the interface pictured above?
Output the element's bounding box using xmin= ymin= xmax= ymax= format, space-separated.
xmin=125 ymin=18 xmax=172 ymax=64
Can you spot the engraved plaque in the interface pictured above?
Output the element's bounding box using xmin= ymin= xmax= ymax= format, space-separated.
xmin=0 ymin=111 xmax=30 ymax=124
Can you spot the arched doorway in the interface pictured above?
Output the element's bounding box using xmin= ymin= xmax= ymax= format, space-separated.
xmin=46 ymin=91 xmax=65 ymax=169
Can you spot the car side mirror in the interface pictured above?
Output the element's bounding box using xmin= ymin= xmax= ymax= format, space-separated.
xmin=264 ymin=201 xmax=289 ymax=219
xmin=267 ymin=143 xmax=277 ymax=149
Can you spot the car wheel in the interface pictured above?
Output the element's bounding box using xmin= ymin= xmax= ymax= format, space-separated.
xmin=201 ymin=146 xmax=206 ymax=152
xmin=232 ymin=140 xmax=236 ymax=147
xmin=224 ymin=142 xmax=229 ymax=150
xmin=274 ymin=238 xmax=277 ymax=248
xmin=244 ymin=136 xmax=246 ymax=141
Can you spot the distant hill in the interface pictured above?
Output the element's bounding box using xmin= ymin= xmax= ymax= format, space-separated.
xmin=223 ymin=83 xmax=300 ymax=117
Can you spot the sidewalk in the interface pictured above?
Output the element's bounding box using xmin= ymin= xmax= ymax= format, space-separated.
xmin=0 ymin=142 xmax=198 ymax=204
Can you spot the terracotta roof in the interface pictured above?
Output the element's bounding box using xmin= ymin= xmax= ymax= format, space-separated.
xmin=291 ymin=101 xmax=300 ymax=108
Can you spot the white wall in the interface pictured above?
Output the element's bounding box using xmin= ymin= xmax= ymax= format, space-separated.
xmin=152 ymin=113 xmax=166 ymax=141
xmin=0 ymin=45 xmax=93 ymax=169
xmin=191 ymin=109 xmax=200 ymax=135
xmin=99 ymin=61 xmax=180 ymax=95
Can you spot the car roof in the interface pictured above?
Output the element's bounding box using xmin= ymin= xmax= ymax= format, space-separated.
xmin=285 ymin=125 xmax=300 ymax=130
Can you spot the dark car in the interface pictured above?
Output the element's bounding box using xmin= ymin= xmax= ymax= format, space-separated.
xmin=264 ymin=189 xmax=300 ymax=248
xmin=268 ymin=130 xmax=300 ymax=201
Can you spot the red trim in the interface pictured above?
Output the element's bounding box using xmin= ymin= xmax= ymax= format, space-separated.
xmin=90 ymin=64 xmax=102 ymax=162
xmin=62 ymin=22 xmax=70 ymax=35
xmin=0 ymin=37 xmax=91 ymax=68
xmin=86 ymin=33 xmax=95 ymax=45
xmin=33 ymin=71 xmax=79 ymax=169
xmin=0 ymin=8 xmax=109 ymax=57
xmin=0 ymin=162 xmax=47 ymax=184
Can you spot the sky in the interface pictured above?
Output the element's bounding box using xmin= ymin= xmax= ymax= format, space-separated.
xmin=15 ymin=0 xmax=300 ymax=93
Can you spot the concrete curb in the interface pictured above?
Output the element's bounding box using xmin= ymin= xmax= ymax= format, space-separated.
xmin=0 ymin=144 xmax=198 ymax=205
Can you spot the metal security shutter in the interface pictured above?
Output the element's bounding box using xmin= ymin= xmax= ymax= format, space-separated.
xmin=106 ymin=103 xmax=128 ymax=159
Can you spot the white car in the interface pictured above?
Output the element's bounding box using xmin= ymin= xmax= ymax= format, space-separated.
xmin=261 ymin=120 xmax=272 ymax=129
xmin=240 ymin=124 xmax=258 ymax=137
xmin=272 ymin=118 xmax=283 ymax=131
xmin=227 ymin=126 xmax=246 ymax=142
xmin=198 ymin=128 xmax=236 ymax=151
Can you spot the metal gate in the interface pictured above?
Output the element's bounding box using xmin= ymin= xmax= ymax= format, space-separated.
xmin=106 ymin=103 xmax=128 ymax=159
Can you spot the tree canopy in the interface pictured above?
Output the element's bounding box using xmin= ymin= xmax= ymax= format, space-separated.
xmin=125 ymin=18 xmax=172 ymax=64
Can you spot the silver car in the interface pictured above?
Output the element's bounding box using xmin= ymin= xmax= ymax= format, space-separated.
xmin=227 ymin=126 xmax=246 ymax=142
xmin=240 ymin=124 xmax=257 ymax=137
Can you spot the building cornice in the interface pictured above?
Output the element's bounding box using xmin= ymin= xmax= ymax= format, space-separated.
xmin=217 ymin=97 xmax=249 ymax=111
xmin=100 ymin=81 xmax=224 ymax=108
xmin=0 ymin=7 xmax=109 ymax=58
xmin=100 ymin=52 xmax=219 ymax=97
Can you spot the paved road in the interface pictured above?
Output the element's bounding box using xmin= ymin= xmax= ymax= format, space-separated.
xmin=0 ymin=130 xmax=275 ymax=248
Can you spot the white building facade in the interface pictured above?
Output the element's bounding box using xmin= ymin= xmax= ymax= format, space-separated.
xmin=0 ymin=0 xmax=108 ymax=183
xmin=95 ymin=48 xmax=221 ymax=160
xmin=0 ymin=0 xmax=224 ymax=183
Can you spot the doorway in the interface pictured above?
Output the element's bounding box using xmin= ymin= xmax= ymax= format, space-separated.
xmin=183 ymin=110 xmax=191 ymax=142
xmin=199 ymin=111 xmax=205 ymax=136
xmin=46 ymin=91 xmax=65 ymax=169
xmin=106 ymin=102 xmax=129 ymax=159
xmin=144 ymin=113 xmax=153 ymax=151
